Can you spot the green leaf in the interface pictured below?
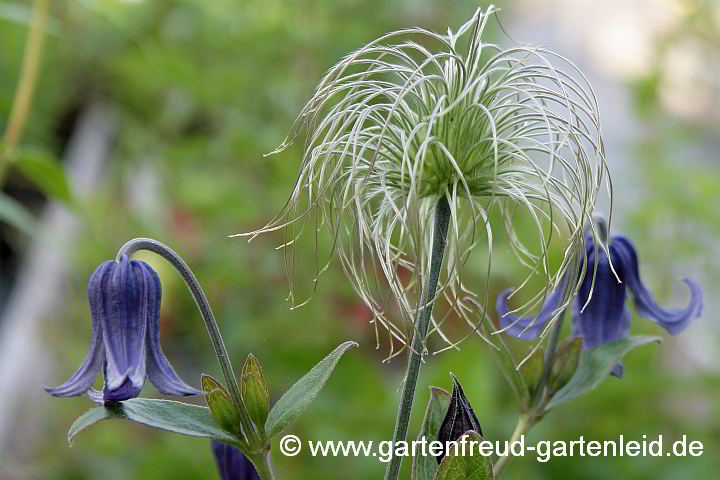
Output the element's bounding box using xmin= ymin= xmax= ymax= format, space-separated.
xmin=0 ymin=191 xmax=38 ymax=236
xmin=265 ymin=340 xmax=357 ymax=439
xmin=412 ymin=387 xmax=451 ymax=480
xmin=545 ymin=336 xmax=661 ymax=411
xmin=13 ymin=148 xmax=73 ymax=203
xmin=484 ymin=328 xmax=529 ymax=409
xmin=68 ymin=398 xmax=238 ymax=446
xmin=434 ymin=431 xmax=493 ymax=480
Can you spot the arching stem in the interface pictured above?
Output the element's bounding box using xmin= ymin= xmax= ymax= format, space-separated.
xmin=116 ymin=238 xmax=260 ymax=448
xmin=384 ymin=196 xmax=450 ymax=480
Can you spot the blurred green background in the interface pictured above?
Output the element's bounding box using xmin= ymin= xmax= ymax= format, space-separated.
xmin=0 ymin=0 xmax=718 ymax=479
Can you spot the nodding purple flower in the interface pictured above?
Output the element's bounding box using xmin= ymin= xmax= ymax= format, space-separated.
xmin=45 ymin=256 xmax=202 ymax=404
xmin=497 ymin=229 xmax=703 ymax=376
xmin=211 ymin=441 xmax=260 ymax=480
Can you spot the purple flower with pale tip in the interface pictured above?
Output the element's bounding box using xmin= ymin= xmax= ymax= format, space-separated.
xmin=497 ymin=231 xmax=703 ymax=376
xmin=45 ymin=256 xmax=202 ymax=404
xmin=211 ymin=441 xmax=260 ymax=480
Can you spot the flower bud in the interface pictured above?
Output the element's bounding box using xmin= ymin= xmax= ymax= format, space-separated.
xmin=520 ymin=346 xmax=545 ymax=405
xmin=547 ymin=337 xmax=582 ymax=395
xmin=202 ymin=375 xmax=243 ymax=436
xmin=241 ymin=354 xmax=270 ymax=430
xmin=437 ymin=374 xmax=482 ymax=463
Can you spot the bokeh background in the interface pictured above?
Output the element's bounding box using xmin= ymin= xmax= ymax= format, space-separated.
xmin=1 ymin=0 xmax=718 ymax=479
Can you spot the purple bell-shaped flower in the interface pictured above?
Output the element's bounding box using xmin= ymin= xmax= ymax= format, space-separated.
xmin=46 ymin=256 xmax=202 ymax=404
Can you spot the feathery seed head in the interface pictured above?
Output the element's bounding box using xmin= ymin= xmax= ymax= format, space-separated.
xmin=239 ymin=6 xmax=611 ymax=358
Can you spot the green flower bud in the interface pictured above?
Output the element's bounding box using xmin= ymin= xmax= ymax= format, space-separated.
xmin=202 ymin=374 xmax=243 ymax=436
xmin=241 ymin=354 xmax=270 ymax=430
xmin=547 ymin=337 xmax=583 ymax=395
xmin=520 ymin=346 xmax=545 ymax=406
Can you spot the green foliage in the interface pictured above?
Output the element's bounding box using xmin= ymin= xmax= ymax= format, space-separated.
xmin=265 ymin=341 xmax=357 ymax=439
xmin=434 ymin=431 xmax=493 ymax=480
xmin=484 ymin=328 xmax=531 ymax=411
xmin=412 ymin=387 xmax=452 ymax=480
xmin=11 ymin=147 xmax=72 ymax=203
xmin=3 ymin=1 xmax=716 ymax=479
xmin=0 ymin=190 xmax=38 ymax=235
xmin=546 ymin=337 xmax=662 ymax=411
xmin=68 ymin=398 xmax=237 ymax=446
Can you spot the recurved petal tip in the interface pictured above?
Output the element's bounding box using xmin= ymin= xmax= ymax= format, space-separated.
xmin=496 ymin=287 xmax=559 ymax=340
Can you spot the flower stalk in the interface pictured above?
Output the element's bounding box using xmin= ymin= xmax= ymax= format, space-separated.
xmin=384 ymin=196 xmax=450 ymax=480
xmin=494 ymin=309 xmax=566 ymax=477
xmin=116 ymin=238 xmax=260 ymax=448
xmin=247 ymin=450 xmax=275 ymax=480
xmin=493 ymin=414 xmax=532 ymax=478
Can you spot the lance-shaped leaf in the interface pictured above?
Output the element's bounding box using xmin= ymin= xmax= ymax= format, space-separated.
xmin=437 ymin=375 xmax=482 ymax=463
xmin=241 ymin=354 xmax=270 ymax=430
xmin=546 ymin=337 xmax=582 ymax=396
xmin=412 ymin=387 xmax=451 ymax=480
xmin=435 ymin=431 xmax=493 ymax=480
xmin=545 ymin=336 xmax=661 ymax=411
xmin=519 ymin=346 xmax=544 ymax=406
xmin=68 ymin=398 xmax=240 ymax=447
xmin=265 ymin=341 xmax=357 ymax=439
xmin=202 ymin=375 xmax=245 ymax=437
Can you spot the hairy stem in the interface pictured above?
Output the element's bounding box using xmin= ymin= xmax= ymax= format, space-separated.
xmin=116 ymin=238 xmax=259 ymax=446
xmin=1 ymin=0 xmax=49 ymax=183
xmin=384 ymin=196 xmax=450 ymax=480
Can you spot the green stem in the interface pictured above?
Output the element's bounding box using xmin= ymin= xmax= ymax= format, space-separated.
xmin=1 ymin=0 xmax=49 ymax=184
xmin=493 ymin=414 xmax=533 ymax=478
xmin=384 ymin=196 xmax=451 ymax=480
xmin=116 ymin=238 xmax=259 ymax=447
xmin=249 ymin=449 xmax=275 ymax=480
xmin=495 ymin=309 xmax=566 ymax=477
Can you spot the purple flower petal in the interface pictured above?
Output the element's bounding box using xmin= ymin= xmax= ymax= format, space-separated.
xmin=211 ymin=441 xmax=260 ymax=480
xmin=612 ymin=236 xmax=703 ymax=335
xmin=572 ymin=243 xmax=631 ymax=349
xmin=142 ymin=262 xmax=202 ymax=396
xmin=44 ymin=262 xmax=114 ymax=397
xmin=102 ymin=361 xmax=144 ymax=403
xmin=101 ymin=257 xmax=147 ymax=399
xmin=496 ymin=273 xmax=569 ymax=340
xmin=87 ymin=388 xmax=104 ymax=405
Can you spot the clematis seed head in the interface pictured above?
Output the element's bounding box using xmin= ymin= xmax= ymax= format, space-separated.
xmin=239 ymin=6 xmax=610 ymax=358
